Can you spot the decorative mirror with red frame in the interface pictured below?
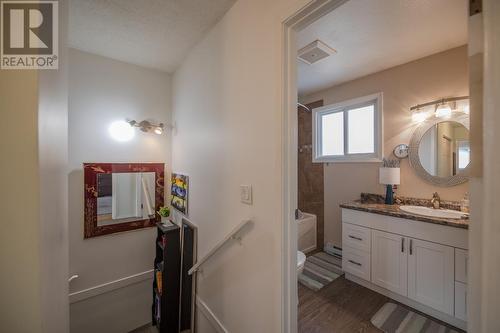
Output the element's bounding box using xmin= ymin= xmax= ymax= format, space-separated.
xmin=84 ymin=163 xmax=165 ymax=238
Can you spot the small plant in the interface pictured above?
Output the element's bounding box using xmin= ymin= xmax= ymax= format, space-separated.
xmin=158 ymin=206 xmax=170 ymax=218
xmin=382 ymin=158 xmax=400 ymax=168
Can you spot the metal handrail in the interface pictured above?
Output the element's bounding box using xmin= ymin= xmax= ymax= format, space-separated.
xmin=188 ymin=219 xmax=251 ymax=275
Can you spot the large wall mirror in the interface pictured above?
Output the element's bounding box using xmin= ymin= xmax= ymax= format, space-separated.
xmin=84 ymin=163 xmax=164 ymax=238
xmin=409 ymin=115 xmax=469 ymax=186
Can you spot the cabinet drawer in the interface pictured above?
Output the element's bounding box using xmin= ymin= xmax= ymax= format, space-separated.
xmin=343 ymin=246 xmax=370 ymax=281
xmin=455 ymin=281 xmax=467 ymax=321
xmin=343 ymin=223 xmax=371 ymax=253
xmin=455 ymin=249 xmax=468 ymax=283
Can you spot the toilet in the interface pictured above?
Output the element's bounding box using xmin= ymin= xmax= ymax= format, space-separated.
xmin=297 ymin=251 xmax=306 ymax=274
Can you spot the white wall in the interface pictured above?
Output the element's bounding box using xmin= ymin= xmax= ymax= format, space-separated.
xmin=68 ymin=49 xmax=171 ymax=333
xmin=303 ymin=46 xmax=469 ymax=248
xmin=171 ymin=0 xmax=308 ymax=331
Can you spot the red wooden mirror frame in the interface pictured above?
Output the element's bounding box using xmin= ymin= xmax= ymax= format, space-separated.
xmin=84 ymin=163 xmax=165 ymax=238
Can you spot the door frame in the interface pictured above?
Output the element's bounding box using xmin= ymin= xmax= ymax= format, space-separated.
xmin=280 ymin=1 xmax=348 ymax=332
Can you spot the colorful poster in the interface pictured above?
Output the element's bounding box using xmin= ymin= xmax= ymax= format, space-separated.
xmin=171 ymin=173 xmax=189 ymax=215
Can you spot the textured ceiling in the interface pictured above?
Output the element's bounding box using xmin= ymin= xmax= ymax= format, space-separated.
xmin=69 ymin=0 xmax=236 ymax=72
xmin=298 ymin=0 xmax=468 ymax=96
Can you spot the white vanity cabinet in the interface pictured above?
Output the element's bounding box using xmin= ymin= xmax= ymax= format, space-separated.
xmin=407 ymin=238 xmax=455 ymax=315
xmin=342 ymin=208 xmax=468 ymax=330
xmin=454 ymin=248 xmax=468 ymax=321
xmin=371 ymin=230 xmax=408 ymax=296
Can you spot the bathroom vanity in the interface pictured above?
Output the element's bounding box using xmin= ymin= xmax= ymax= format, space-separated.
xmin=340 ymin=202 xmax=468 ymax=330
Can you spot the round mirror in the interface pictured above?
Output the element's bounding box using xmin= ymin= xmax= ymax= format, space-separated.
xmin=418 ymin=121 xmax=470 ymax=177
xmin=409 ymin=115 xmax=469 ymax=186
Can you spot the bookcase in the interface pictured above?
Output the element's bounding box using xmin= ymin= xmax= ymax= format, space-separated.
xmin=153 ymin=222 xmax=181 ymax=332
xmin=152 ymin=220 xmax=195 ymax=332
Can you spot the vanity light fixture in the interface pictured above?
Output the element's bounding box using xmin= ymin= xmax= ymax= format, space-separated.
xmin=410 ymin=96 xmax=469 ymax=122
xmin=127 ymin=120 xmax=167 ymax=135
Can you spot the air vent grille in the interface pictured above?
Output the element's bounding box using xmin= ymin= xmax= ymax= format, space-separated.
xmin=298 ymin=39 xmax=336 ymax=65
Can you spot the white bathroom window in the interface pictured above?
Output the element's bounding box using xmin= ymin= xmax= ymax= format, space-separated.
xmin=313 ymin=93 xmax=383 ymax=162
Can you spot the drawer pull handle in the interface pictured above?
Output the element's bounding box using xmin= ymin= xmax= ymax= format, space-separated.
xmin=410 ymin=239 xmax=413 ymax=255
xmin=348 ymin=235 xmax=363 ymax=241
xmin=401 ymin=238 xmax=405 ymax=253
xmin=348 ymin=259 xmax=362 ymax=266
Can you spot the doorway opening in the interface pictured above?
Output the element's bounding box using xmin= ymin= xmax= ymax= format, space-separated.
xmin=282 ymin=1 xmax=471 ymax=332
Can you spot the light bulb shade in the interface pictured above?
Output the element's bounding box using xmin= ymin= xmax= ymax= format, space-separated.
xmin=412 ymin=110 xmax=428 ymax=123
xmin=154 ymin=123 xmax=165 ymax=135
xmin=109 ymin=120 xmax=135 ymax=142
xmin=379 ymin=167 xmax=400 ymax=185
xmin=435 ymin=103 xmax=452 ymax=118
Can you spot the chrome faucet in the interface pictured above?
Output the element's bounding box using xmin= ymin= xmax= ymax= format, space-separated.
xmin=431 ymin=192 xmax=441 ymax=209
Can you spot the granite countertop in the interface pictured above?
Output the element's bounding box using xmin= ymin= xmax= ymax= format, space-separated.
xmin=340 ymin=201 xmax=469 ymax=229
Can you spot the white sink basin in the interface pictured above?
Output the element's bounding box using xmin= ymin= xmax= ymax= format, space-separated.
xmin=399 ymin=205 xmax=467 ymax=219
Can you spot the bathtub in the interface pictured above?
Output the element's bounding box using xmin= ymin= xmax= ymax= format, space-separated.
xmin=297 ymin=212 xmax=317 ymax=253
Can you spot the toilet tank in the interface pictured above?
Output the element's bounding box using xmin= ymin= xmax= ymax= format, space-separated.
xmin=297 ymin=213 xmax=317 ymax=253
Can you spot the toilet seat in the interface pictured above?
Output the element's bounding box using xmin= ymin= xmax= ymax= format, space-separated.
xmin=297 ymin=251 xmax=306 ymax=273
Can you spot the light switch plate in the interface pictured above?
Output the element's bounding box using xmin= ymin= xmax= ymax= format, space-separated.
xmin=240 ymin=185 xmax=252 ymax=205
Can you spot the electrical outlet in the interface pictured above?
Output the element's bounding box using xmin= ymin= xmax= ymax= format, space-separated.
xmin=240 ymin=185 xmax=252 ymax=205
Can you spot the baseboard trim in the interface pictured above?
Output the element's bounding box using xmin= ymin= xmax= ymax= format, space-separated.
xmin=345 ymin=273 xmax=467 ymax=331
xmin=69 ymin=270 xmax=153 ymax=304
xmin=196 ymin=295 xmax=228 ymax=333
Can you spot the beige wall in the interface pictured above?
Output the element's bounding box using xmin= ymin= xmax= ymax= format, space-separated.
xmin=171 ymin=0 xmax=308 ymax=331
xmin=38 ymin=2 xmax=70 ymax=330
xmin=68 ymin=49 xmax=171 ymax=333
xmin=470 ymin=1 xmax=500 ymax=331
xmin=0 ymin=2 xmax=69 ymax=331
xmin=0 ymin=70 xmax=43 ymax=333
xmin=303 ymin=46 xmax=469 ymax=248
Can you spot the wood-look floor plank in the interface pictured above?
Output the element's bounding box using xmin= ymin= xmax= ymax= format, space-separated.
xmin=298 ymin=276 xmax=464 ymax=333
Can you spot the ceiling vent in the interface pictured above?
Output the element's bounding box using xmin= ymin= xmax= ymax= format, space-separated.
xmin=298 ymin=39 xmax=336 ymax=65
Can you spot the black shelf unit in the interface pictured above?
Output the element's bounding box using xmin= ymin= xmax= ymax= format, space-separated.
xmin=180 ymin=222 xmax=195 ymax=331
xmin=153 ymin=222 xmax=181 ymax=332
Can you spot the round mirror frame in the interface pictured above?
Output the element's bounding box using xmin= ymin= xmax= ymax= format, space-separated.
xmin=408 ymin=114 xmax=470 ymax=187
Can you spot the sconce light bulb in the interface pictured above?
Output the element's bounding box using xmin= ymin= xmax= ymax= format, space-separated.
xmin=463 ymin=104 xmax=470 ymax=114
xmin=109 ymin=120 xmax=135 ymax=142
xmin=435 ymin=103 xmax=452 ymax=118
xmin=154 ymin=126 xmax=163 ymax=135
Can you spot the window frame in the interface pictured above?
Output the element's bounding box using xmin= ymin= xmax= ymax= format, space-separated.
xmin=312 ymin=93 xmax=383 ymax=163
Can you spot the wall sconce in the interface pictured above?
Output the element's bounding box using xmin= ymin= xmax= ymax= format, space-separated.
xmin=127 ymin=120 xmax=167 ymax=135
xmin=410 ymin=96 xmax=469 ymax=122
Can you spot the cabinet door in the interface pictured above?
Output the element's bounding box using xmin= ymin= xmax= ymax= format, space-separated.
xmin=371 ymin=230 xmax=408 ymax=296
xmin=455 ymin=281 xmax=467 ymax=321
xmin=408 ymin=238 xmax=454 ymax=315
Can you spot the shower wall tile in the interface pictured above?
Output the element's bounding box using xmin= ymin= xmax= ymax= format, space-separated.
xmin=298 ymin=100 xmax=324 ymax=250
